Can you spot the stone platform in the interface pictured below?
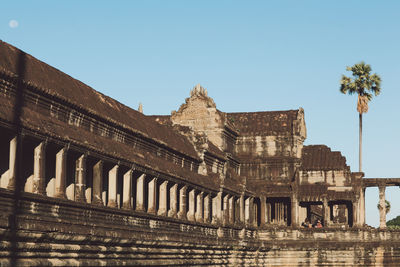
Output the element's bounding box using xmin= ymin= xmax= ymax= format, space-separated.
xmin=1 ymin=189 xmax=399 ymax=266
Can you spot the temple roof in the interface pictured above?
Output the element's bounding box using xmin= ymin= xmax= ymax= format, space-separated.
xmin=2 ymin=95 xmax=222 ymax=191
xmin=0 ymin=40 xmax=199 ymax=160
xmin=227 ymin=110 xmax=300 ymax=136
xmin=301 ymin=145 xmax=350 ymax=171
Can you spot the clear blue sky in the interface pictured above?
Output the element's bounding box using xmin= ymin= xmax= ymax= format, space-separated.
xmin=2 ymin=0 xmax=399 ymax=227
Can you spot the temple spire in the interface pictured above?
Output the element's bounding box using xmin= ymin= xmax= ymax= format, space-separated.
xmin=190 ymin=84 xmax=208 ymax=97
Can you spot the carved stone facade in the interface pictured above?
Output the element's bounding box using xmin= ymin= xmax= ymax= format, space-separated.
xmin=1 ymin=40 xmax=399 ymax=266
xmin=154 ymin=83 xmax=363 ymax=229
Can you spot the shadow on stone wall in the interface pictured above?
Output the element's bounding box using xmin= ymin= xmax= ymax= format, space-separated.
xmin=9 ymin=50 xmax=26 ymax=267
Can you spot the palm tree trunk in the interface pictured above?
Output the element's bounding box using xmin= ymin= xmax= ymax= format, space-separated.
xmin=359 ymin=113 xmax=362 ymax=172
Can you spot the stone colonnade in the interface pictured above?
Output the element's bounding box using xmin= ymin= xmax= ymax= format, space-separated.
xmin=362 ymin=179 xmax=400 ymax=230
xmin=255 ymin=192 xmax=369 ymax=229
xmin=0 ymin=134 xmax=257 ymax=228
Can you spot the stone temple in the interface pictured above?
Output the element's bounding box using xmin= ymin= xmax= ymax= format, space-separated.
xmin=0 ymin=40 xmax=400 ymax=266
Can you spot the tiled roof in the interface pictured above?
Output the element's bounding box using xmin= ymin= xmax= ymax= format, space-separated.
xmin=0 ymin=83 xmax=221 ymax=192
xmin=301 ymin=145 xmax=350 ymax=171
xmin=150 ymin=115 xmax=172 ymax=126
xmin=0 ymin=40 xmax=199 ymax=160
xmin=206 ymin=141 xmax=226 ymax=160
xmin=227 ymin=110 xmax=299 ymax=136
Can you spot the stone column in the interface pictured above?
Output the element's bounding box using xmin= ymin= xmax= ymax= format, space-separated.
xmin=260 ymin=196 xmax=266 ymax=227
xmin=323 ymin=198 xmax=330 ymax=227
xmin=352 ymin=200 xmax=359 ymax=227
xmin=158 ymin=180 xmax=168 ymax=216
xmin=187 ymin=188 xmax=196 ymax=221
xmin=122 ymin=169 xmax=132 ymax=209
xmin=379 ymin=186 xmax=386 ymax=229
xmin=54 ymin=148 xmax=67 ymax=199
xmin=236 ymin=198 xmax=241 ymax=224
xmin=107 ymin=165 xmax=118 ymax=208
xmin=250 ymin=197 xmax=257 ymax=227
xmin=212 ymin=192 xmax=222 ymax=224
xmin=195 ymin=191 xmax=204 ymax=223
xmin=32 ymin=142 xmax=46 ymax=195
xmin=211 ymin=194 xmax=217 ymax=224
xmin=229 ymin=196 xmax=235 ymax=225
xmin=239 ymin=195 xmax=245 ymax=224
xmin=177 ymin=185 xmax=187 ymax=220
xmin=136 ymin=173 xmax=146 ymax=211
xmin=168 ymin=183 xmax=178 ymax=218
xmin=361 ymin=188 xmax=366 ymax=226
xmin=266 ymin=201 xmax=271 ymax=223
xmin=75 ymin=154 xmax=86 ymax=202
xmin=147 ymin=177 xmax=157 ymax=214
xmin=92 ymin=160 xmax=103 ymax=205
xmin=7 ymin=136 xmax=18 ymax=190
xmin=245 ymin=196 xmax=250 ymax=226
xmin=204 ymin=194 xmax=211 ymax=223
xmin=223 ymin=194 xmax=229 ymax=226
xmin=291 ymin=195 xmax=299 ymax=228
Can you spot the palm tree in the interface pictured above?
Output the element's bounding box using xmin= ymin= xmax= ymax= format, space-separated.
xmin=377 ymin=200 xmax=391 ymax=214
xmin=340 ymin=62 xmax=381 ymax=172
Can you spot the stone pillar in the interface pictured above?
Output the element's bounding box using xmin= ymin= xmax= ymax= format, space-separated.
xmin=260 ymin=196 xmax=266 ymax=227
xmin=323 ymin=198 xmax=330 ymax=227
xmin=361 ymin=188 xmax=366 ymax=225
xmin=266 ymin=201 xmax=271 ymax=223
xmin=122 ymin=169 xmax=132 ymax=209
xmin=250 ymin=197 xmax=257 ymax=227
xmin=291 ymin=195 xmax=299 ymax=228
xmin=54 ymin=148 xmax=67 ymax=199
xmin=7 ymin=137 xmax=18 ymax=190
xmin=187 ymin=189 xmax=196 ymax=221
xmin=158 ymin=180 xmax=168 ymax=216
xmin=379 ymin=186 xmax=386 ymax=229
xmin=135 ymin=173 xmax=146 ymax=212
xmin=245 ymin=196 xmax=250 ymax=226
xmin=32 ymin=142 xmax=46 ymax=195
xmin=92 ymin=160 xmax=103 ymax=205
xmin=223 ymin=194 xmax=229 ymax=226
xmin=204 ymin=194 xmax=211 ymax=223
xmin=236 ymin=198 xmax=241 ymax=224
xmin=211 ymin=194 xmax=217 ymax=224
xmin=195 ymin=192 xmax=204 ymax=223
xmin=352 ymin=200 xmax=358 ymax=227
xmin=75 ymin=154 xmax=86 ymax=202
xmin=240 ymin=195 xmax=245 ymax=224
xmin=107 ymin=165 xmax=118 ymax=208
xmin=147 ymin=177 xmax=157 ymax=214
xmin=212 ymin=192 xmax=222 ymax=224
xmin=229 ymin=196 xmax=235 ymax=225
xmin=168 ymin=183 xmax=178 ymax=218
xmin=177 ymin=185 xmax=187 ymax=220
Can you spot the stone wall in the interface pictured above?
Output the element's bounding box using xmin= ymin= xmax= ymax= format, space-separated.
xmin=1 ymin=189 xmax=400 ymax=266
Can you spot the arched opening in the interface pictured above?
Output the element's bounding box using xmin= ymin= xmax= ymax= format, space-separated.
xmin=365 ymin=187 xmax=379 ymax=227
xmin=254 ymin=197 xmax=261 ymax=227
xmin=330 ymin=200 xmax=353 ymax=227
